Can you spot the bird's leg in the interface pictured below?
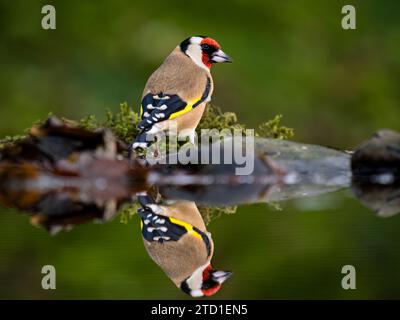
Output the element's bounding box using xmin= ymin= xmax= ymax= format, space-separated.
xmin=188 ymin=130 xmax=197 ymax=145
xmin=153 ymin=135 xmax=160 ymax=158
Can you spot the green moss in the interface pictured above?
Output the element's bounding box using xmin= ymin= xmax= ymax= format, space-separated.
xmin=267 ymin=202 xmax=283 ymax=211
xmin=197 ymin=105 xmax=245 ymax=132
xmin=119 ymin=202 xmax=141 ymax=224
xmin=79 ymin=102 xmax=141 ymax=143
xmin=257 ymin=115 xmax=294 ymax=140
xmin=198 ymin=205 xmax=238 ymax=225
xmin=78 ymin=103 xmax=294 ymax=143
xmin=104 ymin=103 xmax=142 ymax=143
xmin=0 ymin=134 xmax=26 ymax=150
xmin=79 ymin=114 xmax=101 ymax=131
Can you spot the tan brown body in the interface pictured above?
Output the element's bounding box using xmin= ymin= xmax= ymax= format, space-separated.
xmin=142 ymin=47 xmax=213 ymax=135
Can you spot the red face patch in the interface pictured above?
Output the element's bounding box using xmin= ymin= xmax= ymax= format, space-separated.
xmin=201 ymin=264 xmax=223 ymax=296
xmin=201 ymin=54 xmax=211 ymax=68
xmin=200 ymin=37 xmax=221 ymax=49
xmin=200 ymin=38 xmax=221 ymax=69
xmin=202 ymin=283 xmax=221 ymax=296
xmin=202 ymin=264 xmax=213 ymax=281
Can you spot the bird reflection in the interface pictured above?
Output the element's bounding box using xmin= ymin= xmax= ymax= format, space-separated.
xmin=137 ymin=192 xmax=232 ymax=297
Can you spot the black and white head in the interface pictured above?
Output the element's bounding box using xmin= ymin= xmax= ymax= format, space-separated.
xmin=180 ymin=36 xmax=232 ymax=70
xmin=180 ymin=262 xmax=232 ymax=297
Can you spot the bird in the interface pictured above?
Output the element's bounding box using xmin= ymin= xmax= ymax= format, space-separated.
xmin=131 ymin=36 xmax=232 ymax=150
xmin=137 ymin=194 xmax=232 ymax=297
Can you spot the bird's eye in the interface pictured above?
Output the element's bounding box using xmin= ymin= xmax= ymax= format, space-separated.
xmin=202 ymin=280 xmax=214 ymax=289
xmin=201 ymin=44 xmax=211 ymax=52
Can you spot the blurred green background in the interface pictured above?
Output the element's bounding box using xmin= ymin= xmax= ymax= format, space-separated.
xmin=1 ymin=0 xmax=400 ymax=299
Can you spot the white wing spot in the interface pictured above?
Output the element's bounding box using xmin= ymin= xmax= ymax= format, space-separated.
xmin=158 ymin=105 xmax=167 ymax=110
xmin=148 ymin=204 xmax=163 ymax=214
xmin=143 ymin=112 xmax=150 ymax=117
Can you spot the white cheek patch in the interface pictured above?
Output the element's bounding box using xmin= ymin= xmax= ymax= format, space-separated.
xmin=191 ymin=37 xmax=204 ymax=44
xmin=186 ymin=262 xmax=210 ymax=291
xmin=190 ymin=290 xmax=204 ymax=298
xmin=186 ymin=43 xmax=209 ymax=71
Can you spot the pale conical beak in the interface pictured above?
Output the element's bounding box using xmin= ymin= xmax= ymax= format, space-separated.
xmin=211 ymin=49 xmax=233 ymax=63
xmin=212 ymin=270 xmax=233 ymax=284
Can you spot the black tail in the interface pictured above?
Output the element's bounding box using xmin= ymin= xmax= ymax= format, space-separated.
xmin=138 ymin=194 xmax=155 ymax=208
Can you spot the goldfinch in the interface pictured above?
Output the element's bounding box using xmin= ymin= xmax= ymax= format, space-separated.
xmin=131 ymin=36 xmax=232 ymax=149
xmin=138 ymin=195 xmax=232 ymax=297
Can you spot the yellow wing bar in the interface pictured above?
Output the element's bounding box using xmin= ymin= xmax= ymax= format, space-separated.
xmin=169 ymin=216 xmax=202 ymax=240
xmin=168 ymin=96 xmax=202 ymax=120
xmin=139 ymin=96 xmax=202 ymax=121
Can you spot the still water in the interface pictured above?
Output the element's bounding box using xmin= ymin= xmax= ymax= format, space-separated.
xmin=0 ymin=119 xmax=399 ymax=299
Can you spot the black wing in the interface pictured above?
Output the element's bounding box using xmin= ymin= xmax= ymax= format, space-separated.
xmin=137 ymin=77 xmax=212 ymax=131
xmin=138 ymin=93 xmax=187 ymax=131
